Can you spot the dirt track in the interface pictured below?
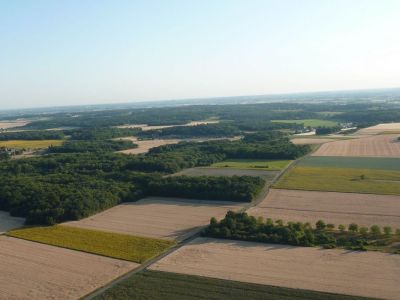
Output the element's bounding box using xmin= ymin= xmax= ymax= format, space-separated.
xmin=312 ymin=134 xmax=400 ymax=157
xmin=64 ymin=197 xmax=244 ymax=241
xmin=0 ymin=211 xmax=25 ymax=233
xmin=0 ymin=236 xmax=137 ymax=300
xmin=248 ymin=189 xmax=400 ymax=228
xmin=150 ymin=237 xmax=400 ymax=300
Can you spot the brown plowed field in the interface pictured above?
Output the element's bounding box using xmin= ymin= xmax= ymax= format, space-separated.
xmin=150 ymin=237 xmax=400 ymax=300
xmin=248 ymin=189 xmax=400 ymax=228
xmin=0 ymin=211 xmax=25 ymax=233
xmin=312 ymin=134 xmax=400 ymax=157
xmin=64 ymin=197 xmax=244 ymax=241
xmin=0 ymin=236 xmax=137 ymax=300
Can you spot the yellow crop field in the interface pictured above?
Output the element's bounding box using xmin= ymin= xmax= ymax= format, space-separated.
xmin=8 ymin=225 xmax=174 ymax=263
xmin=275 ymin=166 xmax=400 ymax=195
xmin=0 ymin=140 xmax=64 ymax=149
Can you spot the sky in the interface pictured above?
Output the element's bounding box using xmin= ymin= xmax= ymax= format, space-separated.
xmin=0 ymin=0 xmax=399 ymax=109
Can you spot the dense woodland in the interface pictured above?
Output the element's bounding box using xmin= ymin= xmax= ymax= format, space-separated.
xmin=0 ymin=130 xmax=65 ymax=140
xmin=148 ymin=176 xmax=264 ymax=202
xmin=1 ymin=99 xmax=400 ymax=225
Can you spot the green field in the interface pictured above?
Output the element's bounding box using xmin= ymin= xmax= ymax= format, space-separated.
xmin=298 ymin=156 xmax=400 ymax=171
xmin=211 ymin=159 xmax=292 ymax=171
xmin=93 ymin=270 xmax=370 ymax=300
xmin=8 ymin=225 xmax=174 ymax=263
xmin=272 ymin=119 xmax=338 ymax=127
xmin=275 ymin=166 xmax=400 ymax=195
xmin=0 ymin=139 xmax=64 ymax=149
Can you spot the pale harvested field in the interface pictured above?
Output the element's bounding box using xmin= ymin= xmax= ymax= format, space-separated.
xmin=291 ymin=138 xmax=336 ymax=145
xmin=0 ymin=236 xmax=137 ymax=300
xmin=0 ymin=211 xmax=25 ymax=233
xmin=150 ymin=237 xmax=400 ymax=300
xmin=117 ymin=120 xmax=219 ymax=131
xmin=117 ymin=137 xmax=181 ymax=154
xmin=358 ymin=123 xmax=400 ymax=135
xmin=64 ymin=197 xmax=244 ymax=241
xmin=248 ymin=189 xmax=400 ymax=228
xmin=0 ymin=120 xmax=29 ymax=130
xmin=312 ymin=134 xmax=400 ymax=157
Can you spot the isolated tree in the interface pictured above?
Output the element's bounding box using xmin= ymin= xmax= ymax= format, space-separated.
xmin=348 ymin=223 xmax=359 ymax=233
xmin=383 ymin=226 xmax=392 ymax=236
xmin=370 ymin=225 xmax=381 ymax=236
xmin=359 ymin=227 xmax=369 ymax=235
xmin=326 ymin=223 xmax=335 ymax=230
xmin=338 ymin=224 xmax=346 ymax=232
xmin=316 ymin=220 xmax=326 ymax=230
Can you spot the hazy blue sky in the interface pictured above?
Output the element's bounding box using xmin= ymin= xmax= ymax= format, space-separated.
xmin=1 ymin=0 xmax=399 ymax=109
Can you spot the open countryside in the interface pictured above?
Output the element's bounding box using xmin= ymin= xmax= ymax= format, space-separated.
xmin=150 ymin=237 xmax=400 ymax=300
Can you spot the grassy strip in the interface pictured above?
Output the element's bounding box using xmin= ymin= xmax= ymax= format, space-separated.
xmin=274 ymin=166 xmax=400 ymax=195
xmin=271 ymin=119 xmax=338 ymax=127
xmin=8 ymin=225 xmax=174 ymax=263
xmin=93 ymin=270 xmax=372 ymax=300
xmin=211 ymin=159 xmax=292 ymax=171
xmin=0 ymin=139 xmax=64 ymax=149
xmin=298 ymin=156 xmax=400 ymax=171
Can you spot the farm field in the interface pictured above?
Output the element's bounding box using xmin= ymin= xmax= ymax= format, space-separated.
xmin=173 ymin=167 xmax=279 ymax=179
xmin=0 ymin=139 xmax=64 ymax=149
xmin=94 ymin=270 xmax=370 ymax=300
xmin=271 ymin=119 xmax=338 ymax=127
xmin=275 ymin=166 xmax=400 ymax=195
xmin=64 ymin=197 xmax=244 ymax=241
xmin=312 ymin=134 xmax=400 ymax=157
xmin=117 ymin=120 xmax=219 ymax=131
xmin=8 ymin=225 xmax=173 ymax=263
xmin=248 ymin=189 xmax=400 ymax=228
xmin=298 ymin=156 xmax=400 ymax=170
xmin=150 ymin=237 xmax=400 ymax=300
xmin=210 ymin=159 xmax=292 ymax=170
xmin=291 ymin=138 xmax=336 ymax=145
xmin=0 ymin=236 xmax=137 ymax=300
xmin=0 ymin=211 xmax=25 ymax=233
xmin=357 ymin=123 xmax=400 ymax=135
xmin=0 ymin=120 xmax=30 ymax=130
xmin=117 ymin=137 xmax=181 ymax=154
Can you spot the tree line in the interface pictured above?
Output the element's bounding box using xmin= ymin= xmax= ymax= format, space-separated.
xmin=204 ymin=211 xmax=400 ymax=251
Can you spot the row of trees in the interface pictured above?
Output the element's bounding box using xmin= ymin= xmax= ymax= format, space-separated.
xmin=48 ymin=140 xmax=136 ymax=153
xmin=148 ymin=175 xmax=265 ymax=202
xmin=137 ymin=123 xmax=240 ymax=139
xmin=0 ymin=130 xmax=65 ymax=140
xmin=204 ymin=211 xmax=399 ymax=251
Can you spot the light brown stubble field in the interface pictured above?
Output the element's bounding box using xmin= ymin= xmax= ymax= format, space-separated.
xmin=64 ymin=197 xmax=244 ymax=241
xmin=248 ymin=189 xmax=400 ymax=228
xmin=357 ymin=123 xmax=400 ymax=135
xmin=312 ymin=134 xmax=400 ymax=157
xmin=0 ymin=236 xmax=137 ymax=300
xmin=150 ymin=237 xmax=400 ymax=300
xmin=117 ymin=137 xmax=181 ymax=154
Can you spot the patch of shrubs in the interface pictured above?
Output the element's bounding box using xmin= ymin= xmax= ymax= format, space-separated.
xmin=203 ymin=211 xmax=399 ymax=251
